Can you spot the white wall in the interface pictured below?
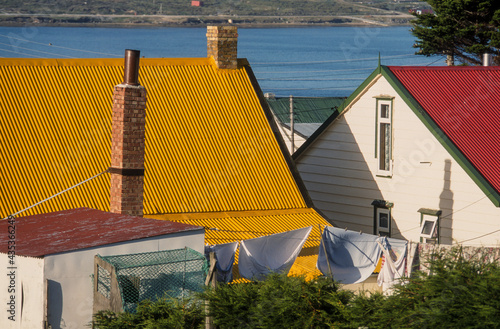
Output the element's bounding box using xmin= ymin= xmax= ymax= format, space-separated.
xmin=44 ymin=229 xmax=204 ymax=329
xmin=297 ymin=76 xmax=500 ymax=247
xmin=274 ymin=117 xmax=307 ymax=154
xmin=0 ymin=254 xmax=45 ymax=329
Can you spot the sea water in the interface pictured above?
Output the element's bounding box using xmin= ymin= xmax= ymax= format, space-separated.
xmin=0 ymin=26 xmax=445 ymax=97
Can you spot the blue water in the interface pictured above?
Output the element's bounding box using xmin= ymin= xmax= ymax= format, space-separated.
xmin=0 ymin=26 xmax=445 ymax=97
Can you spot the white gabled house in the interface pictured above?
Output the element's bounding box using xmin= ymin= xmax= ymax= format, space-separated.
xmin=294 ymin=65 xmax=500 ymax=246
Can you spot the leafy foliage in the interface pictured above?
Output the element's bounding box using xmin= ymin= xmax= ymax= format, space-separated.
xmin=349 ymin=246 xmax=500 ymax=328
xmin=92 ymin=296 xmax=205 ymax=329
xmin=411 ymin=0 xmax=500 ymax=65
xmin=202 ymin=273 xmax=353 ymax=329
xmin=93 ymin=248 xmax=500 ymax=329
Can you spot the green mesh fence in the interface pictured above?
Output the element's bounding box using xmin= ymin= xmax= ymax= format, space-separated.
xmin=97 ymin=247 xmax=208 ymax=313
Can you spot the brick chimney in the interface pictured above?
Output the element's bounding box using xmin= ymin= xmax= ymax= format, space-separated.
xmin=207 ymin=25 xmax=238 ymax=69
xmin=109 ymin=49 xmax=147 ymax=216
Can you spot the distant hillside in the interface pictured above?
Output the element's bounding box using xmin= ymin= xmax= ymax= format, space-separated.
xmin=0 ymin=0 xmax=428 ymax=27
xmin=1 ymin=0 xmax=423 ymax=16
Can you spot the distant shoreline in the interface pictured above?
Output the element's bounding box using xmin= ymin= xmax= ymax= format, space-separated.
xmin=0 ymin=14 xmax=413 ymax=29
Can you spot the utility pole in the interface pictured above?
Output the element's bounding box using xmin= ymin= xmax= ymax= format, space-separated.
xmin=290 ymin=95 xmax=294 ymax=154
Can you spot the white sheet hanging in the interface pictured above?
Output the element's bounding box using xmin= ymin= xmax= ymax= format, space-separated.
xmin=377 ymin=237 xmax=408 ymax=293
xmin=238 ymin=226 xmax=312 ymax=281
xmin=205 ymin=241 xmax=239 ymax=283
xmin=317 ymin=227 xmax=382 ymax=284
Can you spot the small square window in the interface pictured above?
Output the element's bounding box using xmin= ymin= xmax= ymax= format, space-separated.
xmin=420 ymin=217 xmax=438 ymax=239
xmin=418 ymin=209 xmax=442 ymax=244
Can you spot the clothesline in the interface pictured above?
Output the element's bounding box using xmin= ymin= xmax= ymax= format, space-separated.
xmin=206 ymin=226 xmax=312 ymax=282
xmin=205 ymin=224 xmax=416 ymax=243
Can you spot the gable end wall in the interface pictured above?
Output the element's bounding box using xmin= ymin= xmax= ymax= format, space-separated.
xmin=296 ymin=76 xmax=500 ymax=246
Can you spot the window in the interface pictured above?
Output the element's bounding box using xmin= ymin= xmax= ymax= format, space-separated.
xmin=418 ymin=208 xmax=442 ymax=244
xmin=376 ymin=99 xmax=393 ymax=176
xmin=372 ymin=200 xmax=393 ymax=237
xmin=420 ymin=217 xmax=437 ymax=238
xmin=377 ymin=208 xmax=390 ymax=236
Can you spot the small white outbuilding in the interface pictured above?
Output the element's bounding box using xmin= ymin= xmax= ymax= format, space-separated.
xmin=0 ymin=207 xmax=204 ymax=329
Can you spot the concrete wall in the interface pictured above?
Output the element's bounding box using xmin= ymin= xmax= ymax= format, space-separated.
xmin=0 ymin=254 xmax=45 ymax=329
xmin=44 ymin=229 xmax=204 ymax=329
xmin=296 ymin=76 xmax=500 ymax=247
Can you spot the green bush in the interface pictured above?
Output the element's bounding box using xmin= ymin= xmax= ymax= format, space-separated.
xmin=92 ymin=296 xmax=205 ymax=329
xmin=202 ymin=273 xmax=353 ymax=329
xmin=93 ymin=247 xmax=500 ymax=329
xmin=349 ymin=246 xmax=500 ymax=329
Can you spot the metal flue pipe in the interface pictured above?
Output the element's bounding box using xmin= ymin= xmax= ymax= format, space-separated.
xmin=123 ymin=49 xmax=141 ymax=85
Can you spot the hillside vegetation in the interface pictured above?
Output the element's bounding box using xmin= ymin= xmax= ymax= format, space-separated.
xmin=1 ymin=0 xmax=421 ymax=16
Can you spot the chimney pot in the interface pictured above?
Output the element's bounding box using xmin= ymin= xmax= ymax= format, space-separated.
xmin=123 ymin=49 xmax=141 ymax=85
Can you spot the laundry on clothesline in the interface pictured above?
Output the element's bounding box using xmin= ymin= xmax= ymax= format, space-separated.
xmin=238 ymin=226 xmax=312 ymax=281
xmin=205 ymin=241 xmax=239 ymax=283
xmin=317 ymin=226 xmax=382 ymax=284
xmin=377 ymin=237 xmax=408 ymax=292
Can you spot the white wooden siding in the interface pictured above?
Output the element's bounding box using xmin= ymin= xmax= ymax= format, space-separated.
xmin=297 ymin=77 xmax=500 ymax=246
xmin=274 ymin=117 xmax=307 ymax=154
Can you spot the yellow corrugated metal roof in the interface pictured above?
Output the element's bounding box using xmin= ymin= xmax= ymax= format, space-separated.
xmin=0 ymin=57 xmax=307 ymax=218
xmin=146 ymin=208 xmax=329 ymax=280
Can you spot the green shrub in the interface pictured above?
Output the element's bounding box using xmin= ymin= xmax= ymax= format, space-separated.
xmin=202 ymin=273 xmax=353 ymax=329
xmin=92 ymin=296 xmax=204 ymax=329
xmin=349 ymin=246 xmax=500 ymax=329
xmin=93 ymin=247 xmax=500 ymax=329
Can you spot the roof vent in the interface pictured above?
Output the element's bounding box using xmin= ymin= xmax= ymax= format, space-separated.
xmin=483 ymin=53 xmax=492 ymax=66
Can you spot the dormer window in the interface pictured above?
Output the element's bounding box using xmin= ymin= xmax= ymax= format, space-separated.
xmin=375 ymin=98 xmax=394 ymax=176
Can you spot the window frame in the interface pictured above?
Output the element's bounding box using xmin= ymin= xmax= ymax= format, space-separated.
xmin=375 ymin=97 xmax=394 ymax=177
xmin=418 ymin=208 xmax=442 ymax=244
xmin=372 ymin=199 xmax=393 ymax=237
xmin=420 ymin=216 xmax=438 ymax=238
xmin=376 ymin=208 xmax=391 ymax=235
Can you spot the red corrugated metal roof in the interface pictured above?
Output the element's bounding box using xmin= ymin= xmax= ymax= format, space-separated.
xmin=0 ymin=208 xmax=202 ymax=257
xmin=389 ymin=66 xmax=500 ymax=195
